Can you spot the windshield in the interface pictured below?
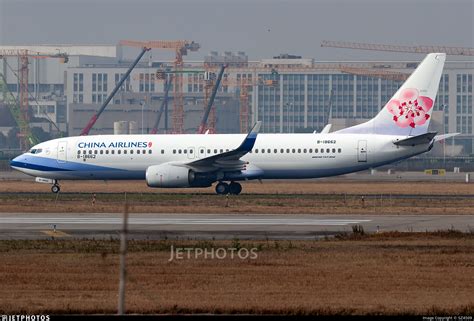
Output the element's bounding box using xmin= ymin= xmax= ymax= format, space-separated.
xmin=28 ymin=148 xmax=43 ymax=154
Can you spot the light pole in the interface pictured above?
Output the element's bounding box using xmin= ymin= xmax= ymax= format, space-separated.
xmin=442 ymin=104 xmax=447 ymax=169
xmin=286 ymin=101 xmax=294 ymax=133
xmin=140 ymin=101 xmax=144 ymax=135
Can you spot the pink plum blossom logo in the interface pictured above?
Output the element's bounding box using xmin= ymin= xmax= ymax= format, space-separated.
xmin=386 ymin=88 xmax=433 ymax=128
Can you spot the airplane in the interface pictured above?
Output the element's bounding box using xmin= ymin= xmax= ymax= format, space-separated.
xmin=11 ymin=53 xmax=457 ymax=195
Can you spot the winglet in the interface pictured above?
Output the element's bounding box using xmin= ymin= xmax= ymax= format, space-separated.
xmin=237 ymin=121 xmax=261 ymax=152
xmin=320 ymin=124 xmax=332 ymax=134
xmin=250 ymin=121 xmax=262 ymax=136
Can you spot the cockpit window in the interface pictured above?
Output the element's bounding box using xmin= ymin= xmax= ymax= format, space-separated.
xmin=29 ymin=148 xmax=43 ymax=154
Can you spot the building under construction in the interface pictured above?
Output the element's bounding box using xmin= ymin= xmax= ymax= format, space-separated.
xmin=0 ymin=42 xmax=473 ymax=156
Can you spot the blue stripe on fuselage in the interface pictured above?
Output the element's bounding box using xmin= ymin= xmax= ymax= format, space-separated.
xmin=10 ymin=155 xmax=126 ymax=172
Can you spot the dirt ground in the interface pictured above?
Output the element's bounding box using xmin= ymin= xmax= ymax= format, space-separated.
xmin=1 ymin=179 xmax=474 ymax=195
xmin=0 ymin=233 xmax=472 ymax=315
xmin=1 ymin=180 xmax=473 ymax=214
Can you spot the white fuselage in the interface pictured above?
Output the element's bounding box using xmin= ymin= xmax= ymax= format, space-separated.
xmin=11 ymin=133 xmax=429 ymax=182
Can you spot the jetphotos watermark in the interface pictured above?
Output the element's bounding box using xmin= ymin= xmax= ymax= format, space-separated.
xmin=2 ymin=316 xmax=50 ymax=321
xmin=168 ymin=245 xmax=258 ymax=262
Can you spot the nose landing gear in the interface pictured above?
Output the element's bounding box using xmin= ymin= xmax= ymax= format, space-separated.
xmin=215 ymin=181 xmax=242 ymax=195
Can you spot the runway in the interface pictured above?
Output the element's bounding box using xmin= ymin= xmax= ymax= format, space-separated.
xmin=0 ymin=213 xmax=472 ymax=240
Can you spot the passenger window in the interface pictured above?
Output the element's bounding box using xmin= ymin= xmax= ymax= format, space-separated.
xmin=292 ymin=149 xmax=296 ymax=153
xmin=261 ymin=149 xmax=265 ymax=154
xmin=214 ymin=149 xmax=217 ymax=154
xmin=321 ymin=149 xmax=324 ymax=154
xmin=77 ymin=150 xmax=81 ymax=155
xmin=267 ymin=149 xmax=271 ymax=153
xmin=189 ymin=149 xmax=192 ymax=154
xmin=207 ymin=149 xmax=211 ymax=154
xmin=332 ymin=148 xmax=336 ymax=153
xmin=148 ymin=150 xmax=152 ymax=154
xmin=226 ymin=149 xmax=229 ymax=152
xmin=100 ymin=150 xmax=104 ymax=155
xmin=89 ymin=150 xmax=92 ymax=154
xmin=183 ymin=149 xmax=187 ymax=154
xmin=200 ymin=149 xmax=204 ymax=154
xmin=280 ymin=149 xmax=284 ymax=153
xmin=309 ymin=149 xmax=313 ymax=153
xmin=161 ymin=150 xmax=164 ymax=154
xmin=83 ymin=150 xmax=86 ymax=155
xmin=172 ymin=150 xmax=175 ymax=154
xmin=326 ymin=148 xmax=330 ymax=153
xmin=118 ymin=150 xmax=121 ymax=155
xmin=178 ymin=149 xmax=182 ymax=154
xmin=220 ymin=149 xmax=223 ymax=153
xmin=130 ymin=150 xmax=134 ymax=154
xmin=106 ymin=150 xmax=109 ymax=155
xmin=298 ymin=149 xmax=301 ymax=153
xmin=315 ymin=148 xmax=318 ymax=153
xmin=138 ymin=150 xmax=141 ymax=154
xmin=303 ymin=149 xmax=307 ymax=153
xmin=124 ymin=150 xmax=127 ymax=154
xmin=286 ymin=149 xmax=290 ymax=153
xmin=338 ymin=148 xmax=342 ymax=153
xmin=94 ymin=150 xmax=98 ymax=154
xmin=111 ymin=150 xmax=115 ymax=155
xmin=255 ymin=149 xmax=259 ymax=153
xmin=142 ymin=150 xmax=146 ymax=154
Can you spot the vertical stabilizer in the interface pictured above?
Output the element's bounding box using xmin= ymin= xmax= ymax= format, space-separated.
xmin=336 ymin=53 xmax=446 ymax=136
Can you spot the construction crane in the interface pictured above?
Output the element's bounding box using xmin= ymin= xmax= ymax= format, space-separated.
xmin=198 ymin=64 xmax=227 ymax=134
xmin=80 ymin=46 xmax=150 ymax=135
xmin=321 ymin=40 xmax=474 ymax=56
xmin=0 ymin=49 xmax=68 ymax=150
xmin=0 ymin=72 xmax=39 ymax=149
xmin=150 ymin=75 xmax=172 ymax=134
xmin=119 ymin=40 xmax=200 ymax=134
xmin=339 ymin=66 xmax=408 ymax=81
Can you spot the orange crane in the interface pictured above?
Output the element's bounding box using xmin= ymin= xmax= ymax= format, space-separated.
xmin=0 ymin=49 xmax=68 ymax=149
xmin=321 ymin=40 xmax=474 ymax=56
xmin=119 ymin=40 xmax=200 ymax=133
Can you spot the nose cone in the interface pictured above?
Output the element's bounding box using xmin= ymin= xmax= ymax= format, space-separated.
xmin=10 ymin=154 xmax=28 ymax=171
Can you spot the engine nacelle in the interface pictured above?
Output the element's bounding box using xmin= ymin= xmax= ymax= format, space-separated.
xmin=146 ymin=163 xmax=191 ymax=188
xmin=146 ymin=163 xmax=215 ymax=188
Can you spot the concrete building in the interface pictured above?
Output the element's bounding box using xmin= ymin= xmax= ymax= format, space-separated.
xmin=1 ymin=45 xmax=473 ymax=155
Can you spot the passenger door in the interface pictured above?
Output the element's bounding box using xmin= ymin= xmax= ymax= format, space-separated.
xmin=357 ymin=140 xmax=367 ymax=162
xmin=57 ymin=141 xmax=67 ymax=163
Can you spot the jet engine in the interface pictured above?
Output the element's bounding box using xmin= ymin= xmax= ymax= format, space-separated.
xmin=146 ymin=163 xmax=216 ymax=188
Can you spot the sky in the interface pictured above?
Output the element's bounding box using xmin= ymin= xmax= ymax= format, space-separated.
xmin=0 ymin=0 xmax=473 ymax=61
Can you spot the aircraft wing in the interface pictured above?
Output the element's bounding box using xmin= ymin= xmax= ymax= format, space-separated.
xmin=186 ymin=121 xmax=261 ymax=172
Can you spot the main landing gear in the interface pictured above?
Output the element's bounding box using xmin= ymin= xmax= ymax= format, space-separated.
xmin=215 ymin=181 xmax=242 ymax=195
xmin=51 ymin=180 xmax=60 ymax=194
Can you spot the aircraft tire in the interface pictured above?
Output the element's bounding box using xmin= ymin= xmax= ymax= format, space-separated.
xmin=215 ymin=182 xmax=229 ymax=195
xmin=229 ymin=182 xmax=242 ymax=195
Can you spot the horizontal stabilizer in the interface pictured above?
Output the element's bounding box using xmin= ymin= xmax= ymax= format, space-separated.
xmin=434 ymin=132 xmax=460 ymax=142
xmin=393 ymin=132 xmax=437 ymax=146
